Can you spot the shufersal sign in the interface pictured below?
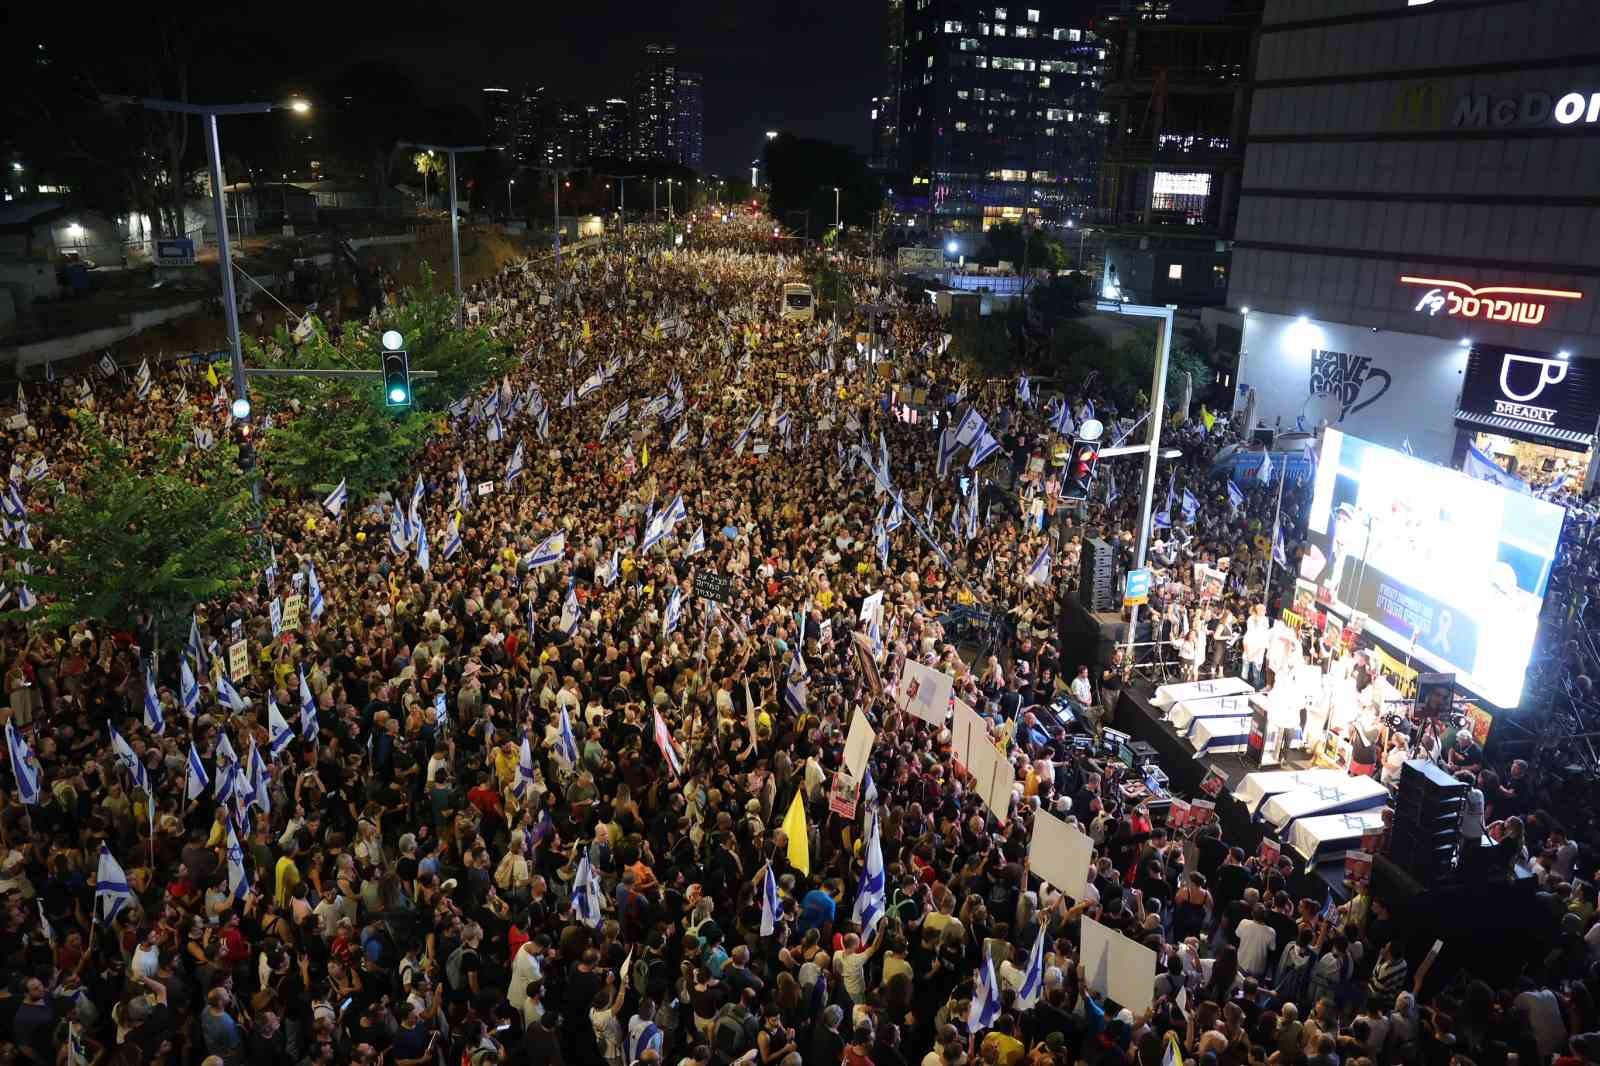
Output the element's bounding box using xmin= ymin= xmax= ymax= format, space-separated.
xmin=1399 ymin=275 xmax=1584 ymax=327
xmin=1452 ymin=90 xmax=1600 ymax=129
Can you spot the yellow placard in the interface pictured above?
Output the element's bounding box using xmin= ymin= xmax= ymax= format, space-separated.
xmin=282 ymin=594 xmax=304 ymax=632
xmin=228 ymin=639 xmax=249 ymax=682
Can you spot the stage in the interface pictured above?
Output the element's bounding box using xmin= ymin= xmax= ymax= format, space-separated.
xmin=1114 ymin=685 xmax=1388 ymax=898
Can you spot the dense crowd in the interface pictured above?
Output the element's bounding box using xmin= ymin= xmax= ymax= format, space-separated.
xmin=0 ymin=214 xmax=1596 ymax=1066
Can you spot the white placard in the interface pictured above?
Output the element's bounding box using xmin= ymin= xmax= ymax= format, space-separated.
xmin=859 ymin=590 xmax=884 ymax=625
xmin=965 ymin=734 xmax=998 ymax=808
xmin=843 ymin=710 xmax=875 ymax=780
xmin=1080 ymin=915 xmax=1157 ymax=1014
xmin=478 ymin=481 xmax=495 ymax=496
xmin=981 ymin=742 xmax=1014 ymax=821
xmin=898 ymin=659 xmax=953 ymax=726
xmin=951 ymin=698 xmax=982 ymax=768
xmin=1029 ymin=810 xmax=1094 ymax=900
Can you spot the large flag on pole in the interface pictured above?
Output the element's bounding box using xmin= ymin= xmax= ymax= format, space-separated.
xmin=186 ymin=743 xmax=210 ymax=800
xmin=653 ymin=710 xmax=683 ymax=775
xmin=95 ymin=845 xmax=136 ymax=923
xmin=5 ymin=723 xmax=40 ymax=805
xmin=572 ymin=855 xmax=603 ymax=927
xmin=782 ymin=792 xmax=810 ymax=875
xmin=267 ymin=696 xmax=294 ymax=757
xmin=851 ymin=808 xmax=887 ymax=938
xmin=760 ymin=863 xmax=782 ymax=936
xmin=967 ymin=956 xmax=1002 ymax=1033
xmin=1015 ymin=925 xmax=1048 ymax=1010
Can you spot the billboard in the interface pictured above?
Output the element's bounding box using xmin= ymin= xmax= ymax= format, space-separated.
xmin=1302 ymin=429 xmax=1565 ymax=707
xmin=897 ymin=246 xmax=946 ymax=273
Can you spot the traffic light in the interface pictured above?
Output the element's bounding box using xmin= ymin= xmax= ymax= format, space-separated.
xmin=382 ymin=349 xmax=411 ymax=408
xmin=1063 ymin=438 xmax=1099 ymax=499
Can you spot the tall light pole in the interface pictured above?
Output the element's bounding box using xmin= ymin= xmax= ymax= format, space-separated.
xmin=507 ymin=177 xmax=516 ymax=220
xmin=529 ymin=165 xmax=586 ymax=266
xmin=104 ymin=95 xmax=311 ymax=431
xmin=832 ymin=186 xmax=841 ymax=233
xmin=666 ymin=178 xmax=675 ymax=219
xmin=398 ymin=142 xmax=486 ymax=328
xmin=597 ymin=173 xmax=641 ymax=237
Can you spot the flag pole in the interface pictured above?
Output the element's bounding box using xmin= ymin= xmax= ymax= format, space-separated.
xmin=1262 ymin=460 xmax=1289 ymax=614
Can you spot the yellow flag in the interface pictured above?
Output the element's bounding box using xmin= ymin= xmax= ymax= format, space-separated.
xmin=782 ymin=792 xmax=810 ymax=875
xmin=1201 ymin=405 xmax=1216 ymax=431
xmin=582 ymin=321 xmax=591 ymax=341
xmin=640 ymin=442 xmax=650 ymax=469
xmin=205 ymin=362 xmax=219 ymax=388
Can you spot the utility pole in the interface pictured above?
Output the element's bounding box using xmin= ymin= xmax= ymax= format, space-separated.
xmin=596 ymin=173 xmax=641 ymax=238
xmin=399 ymin=142 xmax=487 ymax=328
xmin=529 ymin=165 xmax=587 ymax=267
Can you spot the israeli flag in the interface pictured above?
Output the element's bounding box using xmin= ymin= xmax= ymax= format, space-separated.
xmin=516 ymin=734 xmax=539 ymax=797
xmin=108 ymin=724 xmax=148 ymax=792
xmin=536 ymin=404 xmax=550 ymax=442
xmin=322 ymin=479 xmax=348 ymax=517
xmin=662 ymin=586 xmax=684 ymax=638
xmin=642 ymin=493 xmax=686 ymax=552
xmin=186 ymin=743 xmax=210 ymax=800
xmin=188 ymin=613 xmax=207 ymax=668
xmin=875 ymin=517 xmax=890 ymax=571
xmin=247 ymin=741 xmax=270 ymax=814
xmin=852 ymin=807 xmax=887 ymax=938
xmin=441 ymin=515 xmax=462 ymax=560
xmin=863 ymin=765 xmax=879 ymax=807
xmin=95 ymin=845 xmax=136 ymax=923
xmin=968 ymin=427 xmax=1001 ymax=469
xmin=557 ymin=706 xmax=580 ymax=767
xmin=216 ymin=674 xmax=246 ymax=713
xmin=954 ymin=407 xmax=986 ymax=448
xmin=572 ymin=855 xmax=603 ymax=928
xmin=1181 ymin=488 xmax=1199 ymax=525
xmin=1226 ymin=479 xmax=1244 ymax=513
xmin=601 ymin=399 xmax=630 ymax=440
xmin=143 ymin=668 xmax=165 ymax=735
xmin=25 ymin=456 xmax=47 ymax=482
xmin=760 ymin=863 xmax=782 ymax=936
xmin=562 ymin=385 xmax=576 ymax=408
xmin=434 ymin=692 xmax=448 ymax=732
xmin=214 ymin=750 xmax=240 ymax=802
xmin=936 ymin=427 xmax=960 ymax=480
xmin=685 ymin=524 xmax=706 ymax=558
xmin=1 ymin=482 xmax=25 ymax=520
xmin=669 ymin=420 xmax=690 ymax=451
xmin=5 ymin=723 xmax=40 ymax=805
xmin=505 ymin=440 xmax=525 ymax=483
xmin=407 ymin=476 xmax=425 ymax=538
xmin=1025 ymin=545 xmax=1052 ymax=586
xmin=134 ymin=359 xmax=152 ymax=400
xmin=180 ymin=659 xmax=201 ymax=717
xmin=76 ymin=377 xmax=92 ymax=404
xmin=560 ymin=583 xmax=581 ymax=637
xmin=1464 ymin=444 xmax=1530 ymax=493
xmin=1273 ymin=521 xmax=1288 ymax=567
xmin=885 ymin=493 xmax=904 ymax=534
xmin=267 ymin=696 xmax=294 ymax=757
xmin=602 ymin=548 xmax=621 ymax=588
xmin=225 ymin=820 xmax=249 ymax=900
xmin=640 ymin=393 xmax=669 ymax=420
xmin=578 ymin=369 xmax=605 ymax=399
xmin=526 ymin=530 xmax=566 ymax=569
xmin=193 ymin=426 xmax=215 ymax=451
xmin=388 ymin=506 xmax=408 ymax=555
xmin=299 ymin=667 xmax=319 ymax=743
xmin=1258 ymin=450 xmax=1274 ymax=484
xmin=967 ymin=956 xmax=1002 ymax=1034
xmin=415 ymin=521 xmax=431 ymax=572
xmin=487 ymin=416 xmax=503 ymax=443
xmin=1016 ymin=924 xmax=1048 ymax=1010
xmin=455 ymin=463 xmax=471 ymax=511
xmin=98 ymin=352 xmax=117 ymax=377
xmin=1050 ymin=397 xmax=1075 ymax=436
xmin=307 ymin=562 xmax=325 ymax=621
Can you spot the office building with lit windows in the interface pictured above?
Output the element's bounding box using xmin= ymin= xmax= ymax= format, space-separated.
xmin=889 ymin=0 xmax=1106 ymax=229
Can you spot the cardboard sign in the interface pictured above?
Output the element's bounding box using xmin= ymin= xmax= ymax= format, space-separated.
xmin=951 ymin=698 xmax=983 ymax=769
xmin=1030 ymin=810 xmax=1094 ymax=900
xmin=1198 ymin=766 xmax=1229 ymax=798
xmin=899 ymin=659 xmax=953 ymax=726
xmin=843 ymin=710 xmax=876 ymax=780
xmin=1080 ymin=915 xmax=1158 ymax=1014
xmin=5 ymin=414 xmax=28 ymax=430
xmin=1345 ymin=850 xmax=1373 ymax=881
xmin=1258 ymin=837 xmax=1281 ymax=869
xmin=282 ymin=594 xmax=304 ymax=632
xmin=227 ymin=639 xmax=249 ymax=682
xmin=693 ymin=570 xmax=732 ymax=604
xmin=1189 ymin=798 xmax=1216 ymax=826
xmin=828 ymin=772 xmax=859 ymax=819
xmin=1167 ymin=797 xmax=1192 ymax=829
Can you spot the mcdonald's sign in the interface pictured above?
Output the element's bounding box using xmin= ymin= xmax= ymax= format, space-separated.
xmin=1385 ymin=80 xmax=1444 ymax=130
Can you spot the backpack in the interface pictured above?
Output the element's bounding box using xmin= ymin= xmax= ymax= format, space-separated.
xmin=445 ymin=945 xmax=474 ymax=991
xmin=712 ymin=1005 xmax=753 ymax=1061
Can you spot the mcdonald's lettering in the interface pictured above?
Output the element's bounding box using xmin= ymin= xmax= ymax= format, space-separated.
xmin=1452 ymin=90 xmax=1600 ymax=128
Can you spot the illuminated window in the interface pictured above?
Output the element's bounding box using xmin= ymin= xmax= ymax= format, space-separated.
xmin=979 ymin=21 xmax=991 ymax=33
xmin=1015 ymin=26 xmax=1035 ymax=37
xmin=958 ymin=37 xmax=980 ymax=50
xmin=1027 ymin=8 xmax=1040 ymax=20
xmin=975 ymin=56 xmax=988 ymax=67
xmin=1151 ymin=171 xmax=1212 ymax=218
xmin=1039 ymin=76 xmax=1050 ymax=87
xmin=955 ymin=121 xmax=968 ymax=131
xmin=995 ymin=7 xmax=1007 ymax=18
xmin=943 ymin=19 xmax=965 ymax=31
xmin=956 ymin=89 xmax=969 ymax=100
xmin=994 ymin=23 xmax=1006 ymax=35
xmin=1167 ymin=264 xmax=1184 ymax=280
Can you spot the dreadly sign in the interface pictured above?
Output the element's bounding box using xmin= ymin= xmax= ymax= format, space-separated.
xmin=1400 ymin=275 xmax=1584 ymax=328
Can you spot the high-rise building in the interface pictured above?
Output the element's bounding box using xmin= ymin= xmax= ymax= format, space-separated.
xmin=676 ymin=71 xmax=704 ymax=169
xmin=891 ymin=1 xmax=1107 ymax=230
xmin=597 ymin=98 xmax=632 ymax=160
xmin=513 ymin=84 xmax=546 ymax=166
xmin=482 ymin=87 xmax=515 ymax=152
xmin=880 ymin=0 xmax=904 ymax=173
xmin=632 ymin=44 xmax=679 ymax=163
xmin=868 ymin=96 xmax=896 ymax=172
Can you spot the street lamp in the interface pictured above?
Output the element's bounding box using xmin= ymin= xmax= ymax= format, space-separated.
xmin=832 ymin=186 xmax=840 ymax=232
xmin=289 ymin=98 xmax=310 ymax=114
xmin=398 ymin=142 xmax=487 ymax=326
xmin=507 ymin=178 xmax=515 ymax=220
xmin=766 ymin=130 xmax=779 ymax=140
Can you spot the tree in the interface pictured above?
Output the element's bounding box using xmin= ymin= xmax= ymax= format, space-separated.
xmin=763 ymin=133 xmax=881 ymax=234
xmin=414 ymin=150 xmax=445 ymax=206
xmin=980 ymin=222 xmax=1068 ymax=271
xmin=247 ymin=264 xmax=509 ymax=500
xmin=0 ymin=414 xmax=258 ymax=644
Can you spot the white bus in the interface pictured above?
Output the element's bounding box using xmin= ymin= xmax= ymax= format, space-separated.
xmin=780 ymin=283 xmax=815 ymax=321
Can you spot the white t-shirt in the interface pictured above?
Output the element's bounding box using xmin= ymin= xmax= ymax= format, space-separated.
xmin=1235 ymin=918 xmax=1277 ymax=976
xmin=508 ymin=945 xmax=543 ymax=1012
xmin=1514 ymin=988 xmax=1568 ymax=1059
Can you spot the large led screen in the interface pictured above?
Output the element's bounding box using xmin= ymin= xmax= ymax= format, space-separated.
xmin=1303 ymin=430 xmax=1565 ymax=708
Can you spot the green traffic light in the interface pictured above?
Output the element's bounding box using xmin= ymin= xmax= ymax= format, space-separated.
xmin=389 ymin=386 xmax=409 ymax=404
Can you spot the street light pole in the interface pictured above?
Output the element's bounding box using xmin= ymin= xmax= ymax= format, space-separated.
xmin=398 ymin=142 xmax=486 ymax=328
xmin=529 ymin=165 xmax=586 ymax=266
xmin=507 ymin=178 xmax=515 ymax=220
xmin=596 ymin=173 xmax=640 ymax=238
xmin=833 ymin=186 xmax=841 ymax=233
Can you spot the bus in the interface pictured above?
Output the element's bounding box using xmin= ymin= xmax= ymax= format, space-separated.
xmin=780 ymin=283 xmax=815 ymax=321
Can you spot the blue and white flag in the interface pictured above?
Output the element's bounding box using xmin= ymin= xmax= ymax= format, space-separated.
xmin=455 ymin=464 xmax=471 ymax=512
xmin=193 ymin=426 xmax=215 ymax=451
xmin=1181 ymin=488 xmax=1199 ymax=525
xmin=307 ymin=562 xmax=325 ymax=621
xmin=388 ymin=505 xmax=409 ymax=555
xmin=760 ymin=863 xmax=782 ymax=936
xmin=247 ymin=740 xmax=270 ymax=814
xmin=298 ymin=668 xmax=318 ymax=743
xmin=572 ymin=855 xmax=603 ymax=927
xmin=685 ymin=524 xmax=706 ymax=558
xmin=1016 ymin=925 xmax=1048 ymax=1010
xmin=602 ymin=548 xmax=621 ymax=588
xmin=968 ymin=427 xmax=1001 ymax=469
xmin=322 ymin=479 xmax=348 ymax=517
xmin=225 ymin=821 xmax=248 ymax=900
xmin=885 ymin=493 xmax=904 ymax=534
xmin=1025 ymin=545 xmax=1052 ymax=586
xmin=640 ymin=393 xmax=670 ymax=420
xmin=95 ymin=845 xmax=136 ymax=924
xmin=180 ymin=659 xmax=201 ymax=717
xmin=536 ymin=404 xmax=550 ymax=441
xmin=133 ymin=359 xmax=152 ymax=400
xmin=487 ymin=416 xmax=504 ymax=443
xmin=216 ymin=674 xmax=246 ymax=713
xmin=25 ymin=456 xmax=47 ymax=482
xmin=1226 ymin=479 xmax=1244 ymax=513
xmin=670 ymin=421 xmax=689 ymax=450
xmin=601 ymin=400 xmax=630 ymax=440
xmin=936 ymin=426 xmax=960 ymax=479
xmin=108 ymin=724 xmax=148 ymax=793
xmin=267 ymin=696 xmax=293 ymax=757
xmin=434 ymin=692 xmax=448 ymax=732
xmin=967 ymin=956 xmax=1002 ymax=1033
xmin=1017 ymin=375 xmax=1032 ymax=405
xmin=1 ymin=482 xmax=25 ymax=520
xmin=186 ymin=743 xmax=210 ymax=800
xmin=1050 ymin=397 xmax=1075 ymax=436
xmin=875 ymin=516 xmax=890 ymax=571
xmin=415 ymin=520 xmax=431 ymax=573
xmin=662 ymin=586 xmax=684 ymax=638
xmin=188 ymin=613 xmax=207 ymax=668
xmin=578 ymin=369 xmax=605 ymax=400
xmin=1273 ymin=521 xmax=1288 ymax=567
xmin=1258 ymin=450 xmax=1274 ymax=484
xmin=954 ymin=407 xmax=986 ymax=448
xmin=642 ymin=493 xmax=686 ymax=552
xmin=560 ymin=582 xmax=581 ymax=638
xmin=526 ymin=530 xmax=566 ymax=569
xmin=441 ymin=515 xmax=462 ymax=560
xmin=562 ymin=385 xmax=576 ymax=408
xmin=557 ymin=706 xmax=580 ymax=767
xmin=852 ymin=808 xmax=887 ymax=938
xmin=5 ymin=723 xmax=40 ymax=805
xmin=143 ymin=668 xmax=165 ymax=735
xmin=505 ymin=440 xmax=525 ymax=484
xmin=1463 ymin=444 xmax=1530 ymax=493
xmin=407 ymin=476 xmax=425 ymax=540
xmin=516 ymin=734 xmax=538 ymax=797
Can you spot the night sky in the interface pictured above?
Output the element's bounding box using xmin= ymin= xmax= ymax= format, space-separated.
xmin=6 ymin=0 xmax=886 ymax=178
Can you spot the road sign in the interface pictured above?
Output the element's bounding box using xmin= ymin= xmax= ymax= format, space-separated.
xmin=155 ymin=238 xmax=196 ymax=267
xmin=1123 ymin=567 xmax=1152 ymax=606
xmin=694 ymin=570 xmax=732 ymax=604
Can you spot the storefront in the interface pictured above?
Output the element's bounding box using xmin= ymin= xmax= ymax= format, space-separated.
xmin=1454 ymin=346 xmax=1600 ymax=492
